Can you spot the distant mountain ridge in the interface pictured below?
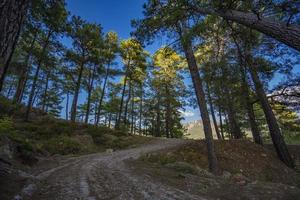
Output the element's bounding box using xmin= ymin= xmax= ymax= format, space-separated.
xmin=184 ymin=120 xmax=217 ymax=139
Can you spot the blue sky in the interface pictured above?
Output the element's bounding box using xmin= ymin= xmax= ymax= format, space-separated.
xmin=64 ymin=0 xmax=299 ymax=123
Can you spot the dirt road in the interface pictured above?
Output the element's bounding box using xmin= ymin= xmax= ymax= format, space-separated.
xmin=16 ymin=138 xmax=204 ymax=200
xmin=14 ymin=138 xmax=300 ymax=200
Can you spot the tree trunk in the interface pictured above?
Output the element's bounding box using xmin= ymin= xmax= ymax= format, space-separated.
xmin=165 ymin=85 xmax=171 ymax=138
xmin=0 ymin=0 xmax=30 ymax=91
xmin=41 ymin=71 xmax=49 ymax=112
xmin=181 ymin=36 xmax=220 ymax=175
xmin=194 ymin=7 xmax=300 ymax=51
xmin=66 ymin=92 xmax=69 ymax=120
xmin=155 ymin=92 xmax=161 ymax=137
xmin=116 ymin=68 xmax=129 ymax=129
xmin=70 ymin=59 xmax=85 ymax=122
xmin=130 ymin=87 xmax=135 ymax=135
xmin=85 ymin=65 xmax=96 ymax=124
xmin=124 ymin=80 xmax=132 ymax=125
xmin=95 ymin=64 xmax=110 ymax=124
xmin=139 ymin=84 xmax=143 ymax=135
xmin=226 ymin=99 xmax=242 ymax=139
xmin=108 ymin=112 xmax=112 ymax=128
xmin=5 ymin=79 xmax=14 ymax=98
xmin=206 ymin=84 xmax=222 ymax=140
xmin=25 ymin=30 xmax=52 ymax=120
xmin=248 ymin=64 xmax=294 ymax=168
xmin=218 ymin=108 xmax=225 ymax=139
xmin=220 ymin=68 xmax=242 ymax=139
xmin=32 ymin=86 xmax=40 ymax=108
xmin=19 ymin=65 xmax=31 ymax=103
xmin=14 ymin=31 xmax=38 ymax=103
xmin=240 ymin=67 xmax=263 ymax=145
xmin=224 ymin=112 xmax=231 ymax=138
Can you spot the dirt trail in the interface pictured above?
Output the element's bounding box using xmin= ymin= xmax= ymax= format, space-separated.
xmin=16 ymin=138 xmax=204 ymax=200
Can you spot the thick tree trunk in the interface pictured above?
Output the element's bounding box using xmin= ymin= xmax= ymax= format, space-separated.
xmin=70 ymin=60 xmax=85 ymax=122
xmin=181 ymin=37 xmax=220 ymax=175
xmin=0 ymin=0 xmax=30 ymax=91
xmin=206 ymin=85 xmax=222 ymax=140
xmin=248 ymin=64 xmax=294 ymax=168
xmin=194 ymin=8 xmax=300 ymax=51
xmin=95 ymin=64 xmax=110 ymax=124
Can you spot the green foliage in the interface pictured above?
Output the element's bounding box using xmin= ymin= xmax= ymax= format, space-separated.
xmin=0 ymin=117 xmax=15 ymax=135
xmin=42 ymin=135 xmax=82 ymax=155
xmin=0 ymin=96 xmax=21 ymax=117
xmin=0 ymin=117 xmax=34 ymax=152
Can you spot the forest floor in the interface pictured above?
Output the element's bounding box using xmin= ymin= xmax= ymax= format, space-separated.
xmin=3 ymin=138 xmax=300 ymax=200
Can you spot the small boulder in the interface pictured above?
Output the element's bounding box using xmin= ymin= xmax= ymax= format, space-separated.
xmin=222 ymin=171 xmax=231 ymax=179
xmin=232 ymin=173 xmax=248 ymax=186
xmin=106 ymin=148 xmax=114 ymax=153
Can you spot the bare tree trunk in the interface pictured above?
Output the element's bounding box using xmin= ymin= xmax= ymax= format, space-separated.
xmin=221 ymin=68 xmax=242 ymax=139
xmin=181 ymin=36 xmax=220 ymax=175
xmin=70 ymin=59 xmax=85 ymax=122
xmin=165 ymin=85 xmax=171 ymax=138
xmin=224 ymin=112 xmax=231 ymax=138
xmin=0 ymin=0 xmax=30 ymax=91
xmin=155 ymin=92 xmax=161 ymax=137
xmin=85 ymin=65 xmax=96 ymax=124
xmin=66 ymin=92 xmax=69 ymax=120
xmin=130 ymin=87 xmax=135 ymax=135
xmin=41 ymin=71 xmax=49 ymax=112
xmin=116 ymin=68 xmax=129 ymax=129
xmin=249 ymin=64 xmax=294 ymax=168
xmin=95 ymin=63 xmax=110 ymax=124
xmin=240 ymin=67 xmax=263 ymax=145
xmin=14 ymin=31 xmax=38 ymax=103
xmin=139 ymin=84 xmax=143 ymax=135
xmin=108 ymin=112 xmax=112 ymax=128
xmin=206 ymin=84 xmax=222 ymax=140
xmin=218 ymin=108 xmax=225 ymax=139
xmin=25 ymin=30 xmax=52 ymax=120
xmin=194 ymin=7 xmax=300 ymax=51
xmin=123 ymin=80 xmax=132 ymax=125
xmin=32 ymin=86 xmax=41 ymax=108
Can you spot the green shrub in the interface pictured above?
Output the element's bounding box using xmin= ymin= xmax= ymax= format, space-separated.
xmin=141 ymin=152 xmax=177 ymax=165
xmin=0 ymin=117 xmax=34 ymax=152
xmin=0 ymin=117 xmax=15 ymax=135
xmin=0 ymin=96 xmax=18 ymax=117
xmin=43 ymin=135 xmax=83 ymax=155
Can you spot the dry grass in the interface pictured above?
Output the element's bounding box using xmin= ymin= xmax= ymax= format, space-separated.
xmin=140 ymin=139 xmax=300 ymax=186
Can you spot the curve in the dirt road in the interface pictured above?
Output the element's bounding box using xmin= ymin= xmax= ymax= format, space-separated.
xmin=16 ymin=138 xmax=204 ymax=200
